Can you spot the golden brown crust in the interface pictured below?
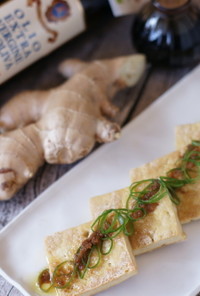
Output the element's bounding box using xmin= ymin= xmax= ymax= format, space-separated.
xmin=90 ymin=188 xmax=129 ymax=218
xmin=175 ymin=122 xmax=200 ymax=149
xmin=45 ymin=221 xmax=137 ymax=296
xmin=129 ymin=196 xmax=185 ymax=254
xmin=129 ymin=151 xmax=181 ymax=182
xmin=90 ymin=188 xmax=185 ymax=255
xmin=130 ymin=149 xmax=200 ymax=224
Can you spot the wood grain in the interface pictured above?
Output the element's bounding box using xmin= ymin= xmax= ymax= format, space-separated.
xmin=0 ymin=8 xmax=196 ymax=296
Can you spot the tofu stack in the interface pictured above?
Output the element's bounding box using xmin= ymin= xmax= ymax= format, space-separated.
xmin=43 ymin=122 xmax=200 ymax=296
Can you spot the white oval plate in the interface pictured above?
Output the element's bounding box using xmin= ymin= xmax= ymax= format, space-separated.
xmin=1 ymin=65 xmax=200 ymax=296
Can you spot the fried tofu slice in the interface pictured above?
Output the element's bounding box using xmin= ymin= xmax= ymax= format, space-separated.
xmin=45 ymin=221 xmax=137 ymax=296
xmin=129 ymin=150 xmax=200 ymax=224
xmin=90 ymin=188 xmax=185 ymax=256
xmin=175 ymin=122 xmax=200 ymax=149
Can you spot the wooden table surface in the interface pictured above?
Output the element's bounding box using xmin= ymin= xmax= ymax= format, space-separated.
xmin=0 ymin=8 xmax=199 ymax=296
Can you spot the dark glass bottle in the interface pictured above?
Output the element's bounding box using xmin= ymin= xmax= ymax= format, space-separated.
xmin=132 ymin=0 xmax=200 ymax=66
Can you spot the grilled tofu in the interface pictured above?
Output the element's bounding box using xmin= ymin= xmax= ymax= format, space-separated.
xmin=45 ymin=221 xmax=137 ymax=296
xmin=90 ymin=187 xmax=185 ymax=255
xmin=130 ymin=148 xmax=200 ymax=224
xmin=175 ymin=122 xmax=200 ymax=149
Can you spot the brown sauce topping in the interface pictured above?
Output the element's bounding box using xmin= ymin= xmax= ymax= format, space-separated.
xmin=168 ymin=168 xmax=183 ymax=179
xmin=186 ymin=145 xmax=200 ymax=169
xmin=168 ymin=144 xmax=200 ymax=179
xmin=74 ymin=231 xmax=104 ymax=270
xmin=141 ymin=180 xmax=160 ymax=201
xmin=142 ymin=202 xmax=159 ymax=213
xmin=53 ymin=268 xmax=71 ymax=288
xmin=131 ymin=180 xmax=160 ymax=218
xmin=38 ymin=268 xmax=51 ymax=287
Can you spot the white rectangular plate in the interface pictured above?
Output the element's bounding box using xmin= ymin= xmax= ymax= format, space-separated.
xmin=1 ymin=65 xmax=200 ymax=296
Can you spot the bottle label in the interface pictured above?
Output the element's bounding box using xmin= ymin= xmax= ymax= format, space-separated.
xmin=108 ymin=0 xmax=149 ymax=17
xmin=0 ymin=0 xmax=85 ymax=84
xmin=158 ymin=0 xmax=189 ymax=9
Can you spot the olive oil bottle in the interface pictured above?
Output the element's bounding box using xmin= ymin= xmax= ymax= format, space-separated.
xmin=132 ymin=0 xmax=200 ymax=66
xmin=0 ymin=0 xmax=111 ymax=85
xmin=0 ymin=0 xmax=86 ymax=84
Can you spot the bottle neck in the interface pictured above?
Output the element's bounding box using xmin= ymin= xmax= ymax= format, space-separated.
xmin=152 ymin=0 xmax=191 ymax=12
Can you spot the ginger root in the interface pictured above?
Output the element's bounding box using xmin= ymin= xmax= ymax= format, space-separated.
xmin=0 ymin=54 xmax=145 ymax=200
